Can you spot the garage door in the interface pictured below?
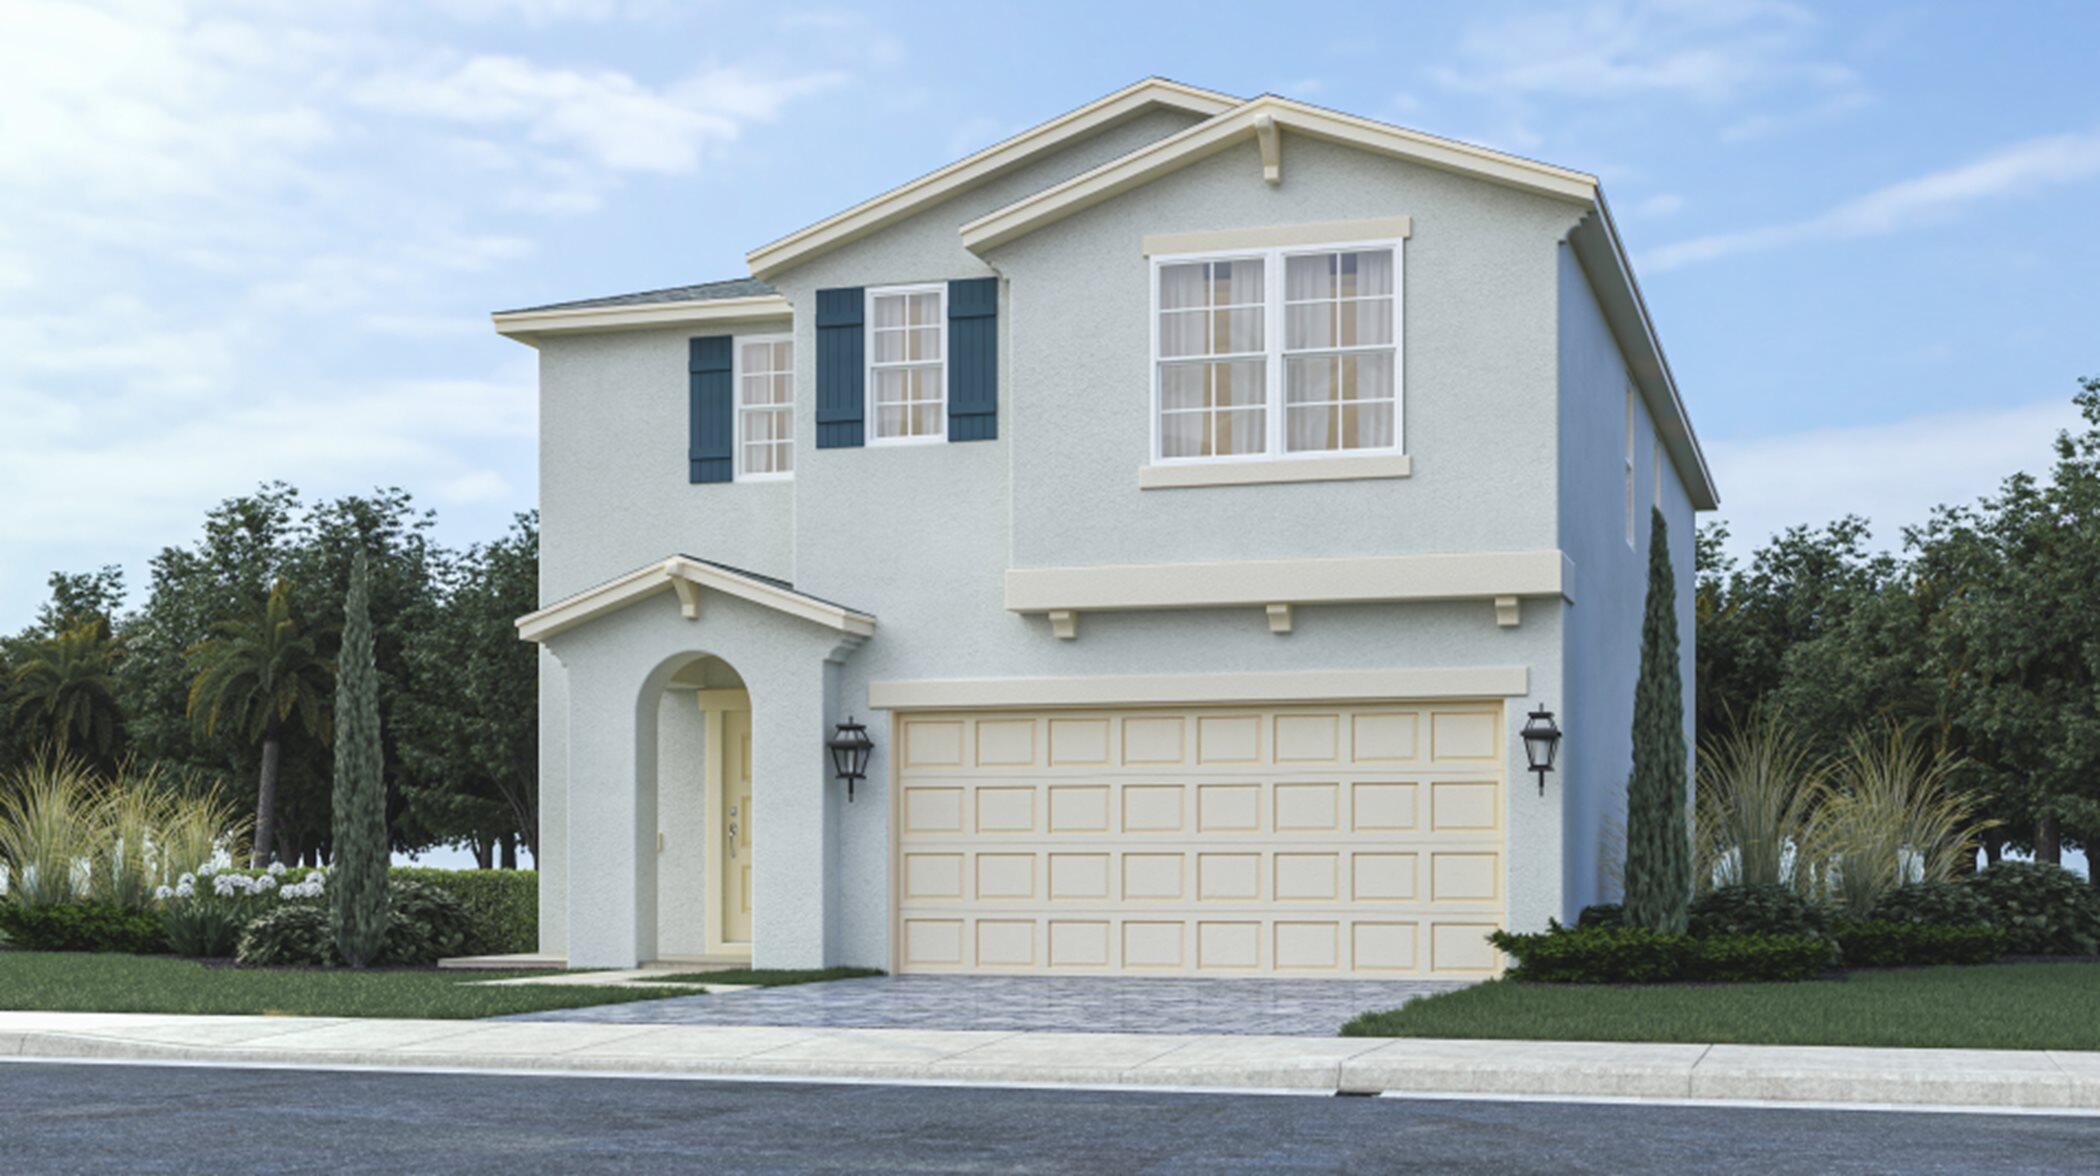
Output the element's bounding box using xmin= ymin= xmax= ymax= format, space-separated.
xmin=892 ymin=702 xmax=1506 ymax=978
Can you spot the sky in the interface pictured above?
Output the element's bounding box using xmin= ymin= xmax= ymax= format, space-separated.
xmin=4 ymin=0 xmax=2099 ymax=632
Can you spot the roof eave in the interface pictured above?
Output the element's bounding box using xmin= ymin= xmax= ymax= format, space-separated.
xmin=517 ymin=557 xmax=875 ymax=643
xmin=491 ymin=295 xmax=794 ymax=346
xmin=744 ymin=77 xmax=1239 ymax=281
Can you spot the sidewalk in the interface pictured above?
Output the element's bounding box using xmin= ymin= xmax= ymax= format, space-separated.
xmin=4 ymin=1011 xmax=2098 ymax=1112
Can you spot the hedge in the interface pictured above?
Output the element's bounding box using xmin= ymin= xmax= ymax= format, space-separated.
xmin=1833 ymin=920 xmax=2007 ymax=968
xmin=1486 ymin=924 xmax=1829 ymax=984
xmin=0 ymin=903 xmax=168 ymax=954
xmin=391 ymin=868 xmax=536 ymax=956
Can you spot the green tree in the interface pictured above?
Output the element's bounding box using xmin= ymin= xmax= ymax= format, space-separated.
xmin=1626 ymin=507 xmax=1691 ymax=931
xmin=332 ymin=550 xmax=389 ymax=967
xmin=6 ymin=618 xmax=125 ymax=767
xmin=398 ymin=513 xmax=540 ymax=864
xmin=186 ymin=579 xmax=333 ymax=866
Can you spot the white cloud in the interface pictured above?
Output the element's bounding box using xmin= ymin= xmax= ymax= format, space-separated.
xmin=1645 ymin=127 xmax=2100 ymax=271
xmin=1707 ymin=398 xmax=2085 ymax=558
xmin=1634 ymin=192 xmax=1684 ymax=217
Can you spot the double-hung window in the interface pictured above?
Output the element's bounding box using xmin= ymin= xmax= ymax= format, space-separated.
xmin=737 ymin=335 xmax=793 ymax=480
xmin=867 ymin=284 xmax=946 ymax=443
xmin=1153 ymin=239 xmax=1401 ymax=463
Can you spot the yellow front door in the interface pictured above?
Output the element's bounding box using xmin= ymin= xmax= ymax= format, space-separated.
xmin=721 ymin=709 xmax=754 ymax=944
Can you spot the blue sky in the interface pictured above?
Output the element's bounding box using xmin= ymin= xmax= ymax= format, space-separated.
xmin=5 ymin=0 xmax=2099 ymax=630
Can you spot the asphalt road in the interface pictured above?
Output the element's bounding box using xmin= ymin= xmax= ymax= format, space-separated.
xmin=2 ymin=1061 xmax=2096 ymax=1173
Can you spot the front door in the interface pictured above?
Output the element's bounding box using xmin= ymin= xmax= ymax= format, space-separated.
xmin=720 ymin=708 xmax=755 ymax=944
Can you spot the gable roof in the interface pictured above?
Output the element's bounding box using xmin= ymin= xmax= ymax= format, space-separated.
xmin=743 ymin=77 xmax=1237 ymax=280
xmin=492 ymin=278 xmax=790 ymax=345
xmin=957 ymin=93 xmax=1717 ymax=510
xmin=517 ymin=555 xmax=875 ymax=643
xmin=499 ymin=277 xmax=776 ymax=315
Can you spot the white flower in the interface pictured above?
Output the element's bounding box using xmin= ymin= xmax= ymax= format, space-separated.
xmin=174 ymin=882 xmax=194 ymax=898
xmin=177 ymin=873 xmax=195 ymax=887
xmin=154 ymin=885 xmax=174 ymax=901
xmin=267 ymin=861 xmax=286 ymax=876
xmin=197 ymin=862 xmax=219 ymax=878
xmin=254 ymin=875 xmax=277 ymax=892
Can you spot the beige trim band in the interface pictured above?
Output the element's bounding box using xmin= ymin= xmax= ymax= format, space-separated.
xmin=1142 ymin=216 xmax=1413 ymax=257
xmin=492 ymin=295 xmax=792 ymax=345
xmin=1004 ymin=550 xmax=1570 ymax=615
xmin=518 ymin=556 xmax=876 ymax=643
xmin=1138 ymin=452 xmax=1412 ymax=489
xmin=869 ymin=666 xmax=1530 ymax=711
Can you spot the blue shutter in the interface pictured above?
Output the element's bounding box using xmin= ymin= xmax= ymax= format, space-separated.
xmin=947 ymin=277 xmax=997 ymax=442
xmin=689 ymin=335 xmax=734 ymax=483
xmin=815 ymin=287 xmax=864 ymax=449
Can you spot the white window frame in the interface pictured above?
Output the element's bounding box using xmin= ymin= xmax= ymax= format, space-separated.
xmin=734 ymin=332 xmax=794 ymax=483
xmin=1149 ymin=236 xmax=1405 ymax=466
xmin=1624 ymin=387 xmax=1638 ymax=548
xmin=865 ymin=282 xmax=948 ymax=447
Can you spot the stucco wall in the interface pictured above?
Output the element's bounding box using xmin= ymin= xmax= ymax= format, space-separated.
xmin=1554 ymin=244 xmax=1699 ymax=917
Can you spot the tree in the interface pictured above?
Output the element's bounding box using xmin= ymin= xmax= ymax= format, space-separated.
xmin=398 ymin=513 xmax=540 ymax=863
xmin=7 ymin=618 xmax=125 ymax=767
xmin=332 ymin=550 xmax=389 ymax=967
xmin=1626 ymin=507 xmax=1691 ymax=932
xmin=186 ymin=579 xmax=333 ymax=866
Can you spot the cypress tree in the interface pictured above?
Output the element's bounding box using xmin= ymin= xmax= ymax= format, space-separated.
xmin=332 ymin=548 xmax=389 ymax=967
xmin=1625 ymin=507 xmax=1692 ymax=932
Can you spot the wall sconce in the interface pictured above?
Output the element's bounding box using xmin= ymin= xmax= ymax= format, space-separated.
xmin=827 ymin=716 xmax=874 ymax=801
xmin=1521 ymin=705 xmax=1562 ymax=796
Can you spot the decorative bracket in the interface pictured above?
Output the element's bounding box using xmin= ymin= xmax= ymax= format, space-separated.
xmin=1048 ymin=610 xmax=1079 ymax=640
xmin=671 ymin=578 xmax=700 ymax=620
xmin=1266 ymin=602 xmax=1294 ymax=634
xmin=1254 ymin=114 xmax=1281 ymax=185
xmin=1494 ymin=596 xmax=1520 ymax=628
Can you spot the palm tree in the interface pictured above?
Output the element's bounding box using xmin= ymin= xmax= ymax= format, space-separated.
xmin=7 ymin=618 xmax=124 ymax=765
xmin=187 ymin=579 xmax=333 ymax=867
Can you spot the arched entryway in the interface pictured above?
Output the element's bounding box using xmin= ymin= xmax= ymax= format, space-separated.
xmin=656 ymin=655 xmax=755 ymax=963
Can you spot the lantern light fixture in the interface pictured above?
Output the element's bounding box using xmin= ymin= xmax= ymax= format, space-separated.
xmin=1521 ymin=705 xmax=1562 ymax=796
xmin=827 ymin=716 xmax=874 ymax=801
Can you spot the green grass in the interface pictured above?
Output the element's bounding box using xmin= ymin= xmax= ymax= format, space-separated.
xmin=652 ymin=966 xmax=884 ymax=987
xmin=0 ymin=951 xmax=697 ymax=1019
xmin=1343 ymin=962 xmax=2100 ymax=1051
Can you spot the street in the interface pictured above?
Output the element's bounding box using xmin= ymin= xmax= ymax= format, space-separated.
xmin=1 ymin=1061 xmax=2095 ymax=1173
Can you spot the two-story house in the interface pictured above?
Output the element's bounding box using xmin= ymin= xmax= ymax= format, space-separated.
xmin=493 ymin=79 xmax=1716 ymax=975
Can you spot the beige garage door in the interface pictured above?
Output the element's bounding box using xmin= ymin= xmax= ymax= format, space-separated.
xmin=891 ymin=702 xmax=1506 ymax=978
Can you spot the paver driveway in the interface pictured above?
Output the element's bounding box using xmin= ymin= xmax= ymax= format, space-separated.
xmin=513 ymin=975 xmax=1469 ymax=1036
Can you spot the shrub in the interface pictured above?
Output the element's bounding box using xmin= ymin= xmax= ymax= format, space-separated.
xmin=1680 ymin=934 xmax=1832 ymax=982
xmin=1696 ymin=707 xmax=1824 ymax=891
xmin=1489 ymin=925 xmax=1685 ymax=984
xmin=1833 ymin=920 xmax=2006 ymax=968
xmin=374 ymin=879 xmax=473 ymax=966
xmin=1689 ymin=883 xmax=1828 ymax=939
xmin=0 ymin=901 xmax=167 ymax=953
xmin=1870 ymin=882 xmax=1992 ymax=927
xmin=237 ymin=902 xmax=334 ymax=966
xmin=1968 ymin=862 xmax=2100 ymax=955
xmin=1576 ymin=903 xmax=1626 ymax=929
xmin=392 ymin=868 xmax=536 ymax=955
xmin=1812 ymin=726 xmax=1990 ymax=914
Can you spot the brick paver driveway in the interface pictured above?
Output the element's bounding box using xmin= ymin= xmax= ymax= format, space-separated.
xmin=514 ymin=975 xmax=1471 ymax=1036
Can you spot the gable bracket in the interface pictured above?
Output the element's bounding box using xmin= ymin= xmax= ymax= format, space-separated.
xmin=1255 ymin=113 xmax=1281 ymax=185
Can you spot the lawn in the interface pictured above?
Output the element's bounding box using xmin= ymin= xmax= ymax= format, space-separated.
xmin=652 ymin=966 xmax=883 ymax=987
xmin=1343 ymin=962 xmax=2100 ymax=1051
xmin=0 ymin=952 xmax=696 ymax=1019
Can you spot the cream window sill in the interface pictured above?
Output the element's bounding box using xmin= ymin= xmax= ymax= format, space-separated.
xmin=1138 ymin=453 xmax=1412 ymax=490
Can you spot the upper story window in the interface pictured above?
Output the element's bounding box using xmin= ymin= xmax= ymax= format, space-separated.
xmin=738 ymin=335 xmax=793 ymax=480
xmin=1153 ymin=239 xmax=1401 ymax=464
xmin=867 ymin=284 xmax=946 ymax=444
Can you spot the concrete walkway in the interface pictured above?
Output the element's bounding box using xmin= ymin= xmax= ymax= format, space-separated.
xmin=3 ymin=1012 xmax=2097 ymax=1112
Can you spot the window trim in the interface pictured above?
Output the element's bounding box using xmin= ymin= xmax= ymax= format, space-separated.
xmin=733 ymin=332 xmax=794 ymax=483
xmin=864 ymin=282 xmax=948 ymax=447
xmin=1148 ymin=235 xmax=1405 ymax=468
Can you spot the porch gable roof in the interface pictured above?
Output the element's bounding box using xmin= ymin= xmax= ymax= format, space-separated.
xmin=517 ymin=555 xmax=876 ymax=643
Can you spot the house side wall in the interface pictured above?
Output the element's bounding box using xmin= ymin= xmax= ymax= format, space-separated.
xmin=1555 ymin=244 xmax=1699 ymax=917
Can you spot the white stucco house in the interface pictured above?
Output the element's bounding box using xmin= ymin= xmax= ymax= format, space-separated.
xmin=493 ymin=79 xmax=1715 ymax=975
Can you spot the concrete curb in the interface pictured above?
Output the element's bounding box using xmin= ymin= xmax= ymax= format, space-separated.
xmin=3 ymin=1014 xmax=2096 ymax=1112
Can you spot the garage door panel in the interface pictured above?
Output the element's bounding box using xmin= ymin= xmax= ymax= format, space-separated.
xmin=895 ymin=702 xmax=1506 ymax=978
